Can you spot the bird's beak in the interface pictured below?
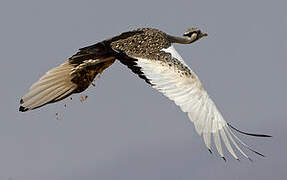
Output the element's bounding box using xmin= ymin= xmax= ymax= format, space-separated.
xmin=199 ymin=32 xmax=208 ymax=38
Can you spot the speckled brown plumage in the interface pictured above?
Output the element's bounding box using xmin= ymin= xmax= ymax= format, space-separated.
xmin=109 ymin=28 xmax=192 ymax=80
xmin=67 ymin=28 xmax=193 ymax=90
xmin=110 ymin=28 xmax=171 ymax=59
xmin=19 ymin=27 xmax=192 ymax=111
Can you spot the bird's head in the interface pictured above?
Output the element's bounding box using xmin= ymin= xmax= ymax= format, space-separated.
xmin=183 ymin=27 xmax=208 ymax=43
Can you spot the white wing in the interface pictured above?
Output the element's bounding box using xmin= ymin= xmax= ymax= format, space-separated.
xmin=132 ymin=46 xmax=253 ymax=160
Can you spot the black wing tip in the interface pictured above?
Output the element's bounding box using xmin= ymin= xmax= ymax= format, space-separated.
xmin=19 ymin=98 xmax=29 ymax=112
xmin=227 ymin=123 xmax=272 ymax=137
xmin=19 ymin=106 xmax=29 ymax=112
xmin=221 ymin=157 xmax=226 ymax=162
xmin=227 ymin=123 xmax=269 ymax=158
xmin=208 ymin=149 xmax=212 ymax=154
xmin=250 ymin=149 xmax=266 ymax=157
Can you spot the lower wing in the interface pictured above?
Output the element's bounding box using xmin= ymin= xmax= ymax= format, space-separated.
xmin=118 ymin=46 xmax=270 ymax=160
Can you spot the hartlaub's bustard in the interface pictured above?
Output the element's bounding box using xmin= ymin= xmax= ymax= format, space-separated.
xmin=19 ymin=27 xmax=270 ymax=160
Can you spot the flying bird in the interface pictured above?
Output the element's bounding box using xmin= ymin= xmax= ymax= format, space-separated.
xmin=19 ymin=27 xmax=270 ymax=160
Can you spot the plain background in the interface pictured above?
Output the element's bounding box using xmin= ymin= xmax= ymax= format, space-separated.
xmin=0 ymin=0 xmax=286 ymax=179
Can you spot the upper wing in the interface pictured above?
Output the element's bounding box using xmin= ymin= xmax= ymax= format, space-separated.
xmin=20 ymin=42 xmax=115 ymax=112
xmin=19 ymin=30 xmax=144 ymax=112
xmin=118 ymin=45 xmax=265 ymax=160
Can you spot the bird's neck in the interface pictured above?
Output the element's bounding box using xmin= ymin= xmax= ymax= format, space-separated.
xmin=166 ymin=34 xmax=196 ymax=44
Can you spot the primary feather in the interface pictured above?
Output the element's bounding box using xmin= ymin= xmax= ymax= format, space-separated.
xmin=131 ymin=46 xmax=243 ymax=159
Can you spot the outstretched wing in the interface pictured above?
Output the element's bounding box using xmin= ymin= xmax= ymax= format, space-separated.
xmin=20 ymin=42 xmax=115 ymax=112
xmin=117 ymin=45 xmax=265 ymax=160
xmin=19 ymin=30 xmax=146 ymax=112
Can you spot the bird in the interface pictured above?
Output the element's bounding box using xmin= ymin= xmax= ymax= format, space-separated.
xmin=19 ymin=27 xmax=270 ymax=160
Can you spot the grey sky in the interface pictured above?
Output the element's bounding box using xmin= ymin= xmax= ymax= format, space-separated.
xmin=0 ymin=0 xmax=286 ymax=179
